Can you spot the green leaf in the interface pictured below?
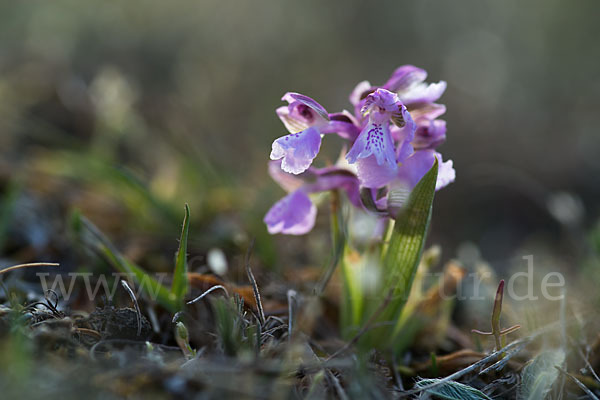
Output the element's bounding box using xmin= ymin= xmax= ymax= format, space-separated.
xmin=171 ymin=204 xmax=190 ymax=308
xmin=381 ymin=159 xmax=438 ymax=338
xmin=416 ymin=379 xmax=492 ymax=400
xmin=518 ymin=350 xmax=565 ymax=400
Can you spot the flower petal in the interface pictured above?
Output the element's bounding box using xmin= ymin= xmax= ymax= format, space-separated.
xmin=396 ymin=140 xmax=414 ymax=163
xmin=383 ymin=65 xmax=427 ymax=93
xmin=264 ymin=190 xmax=317 ymax=235
xmin=268 ymin=160 xmax=305 ymax=192
xmin=407 ymin=103 xmax=446 ymax=120
xmin=361 ymin=88 xmax=401 ymax=117
xmin=391 ymin=105 xmax=416 ymax=141
xmin=284 ymin=92 xmax=330 ymax=121
xmin=346 ymin=121 xmax=397 ymax=168
xmin=307 ymin=171 xmax=362 ymax=208
xmin=396 ymin=150 xmax=436 ymax=189
xmin=320 ymin=112 xmax=361 ymax=140
xmin=276 ymin=106 xmax=310 ymax=133
xmin=435 ymin=153 xmax=456 ymax=190
xmin=354 ymin=154 xmax=398 ymax=188
xmin=396 ymin=150 xmax=455 ymax=190
xmin=412 ymin=119 xmax=447 ymax=150
xmin=270 ymin=127 xmax=322 ymax=174
xmin=399 ymin=81 xmax=447 ymax=106
xmin=349 ymin=80 xmax=373 ymax=107
xmin=277 ymin=93 xmax=329 ymax=133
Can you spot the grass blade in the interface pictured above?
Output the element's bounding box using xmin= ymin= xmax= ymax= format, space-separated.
xmin=171 ymin=204 xmax=190 ymax=309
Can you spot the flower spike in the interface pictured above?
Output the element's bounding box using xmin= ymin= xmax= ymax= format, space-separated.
xmin=265 ymin=64 xmax=454 ymax=235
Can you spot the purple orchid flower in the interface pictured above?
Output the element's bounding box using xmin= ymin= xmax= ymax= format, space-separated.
xmin=270 ymin=93 xmax=359 ymax=175
xmin=345 ymin=89 xmax=416 ymax=188
xmin=265 ymin=65 xmax=455 ymax=235
xmin=264 ymin=161 xmax=361 ymax=235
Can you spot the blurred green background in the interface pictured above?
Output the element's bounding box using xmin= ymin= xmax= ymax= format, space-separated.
xmin=0 ymin=0 xmax=599 ymax=275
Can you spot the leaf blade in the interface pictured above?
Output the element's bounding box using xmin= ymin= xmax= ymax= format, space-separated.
xmin=382 ymin=159 xmax=438 ymax=332
xmin=171 ymin=204 xmax=191 ymax=308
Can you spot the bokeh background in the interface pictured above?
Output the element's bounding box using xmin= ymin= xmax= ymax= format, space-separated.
xmin=1 ymin=0 xmax=599 ymax=296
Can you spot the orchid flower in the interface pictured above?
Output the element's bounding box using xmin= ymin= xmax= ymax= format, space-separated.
xmin=345 ymin=88 xmax=416 ymax=188
xmin=270 ymin=93 xmax=359 ymax=175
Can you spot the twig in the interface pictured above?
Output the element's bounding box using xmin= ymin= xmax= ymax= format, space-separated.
xmin=571 ymin=336 xmax=600 ymax=383
xmin=120 ymin=280 xmax=142 ymax=337
xmin=306 ymin=340 xmax=349 ymax=400
xmin=187 ymin=285 xmax=229 ymax=304
xmin=392 ymin=353 xmax=404 ymax=391
xmin=74 ymin=327 xmax=102 ymax=340
xmin=396 ymin=340 xmax=529 ymax=398
xmin=287 ymin=289 xmax=297 ymax=340
xmin=478 ymin=341 xmax=528 ymax=375
xmin=245 ymin=239 xmax=265 ymax=326
xmin=555 ymin=366 xmax=600 ymax=400
xmin=326 ymin=370 xmax=349 ymax=400
xmin=0 ymin=262 xmax=59 ymax=276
